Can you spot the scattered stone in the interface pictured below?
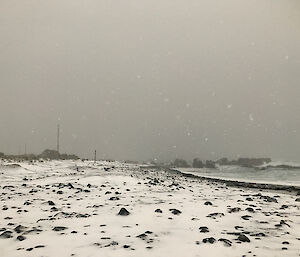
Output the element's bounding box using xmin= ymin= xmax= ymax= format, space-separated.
xmin=14 ymin=225 xmax=26 ymax=234
xmin=199 ymin=226 xmax=209 ymax=233
xmin=137 ymin=233 xmax=147 ymax=239
xmin=169 ymin=209 xmax=182 ymax=215
xmin=260 ymin=195 xmax=278 ymax=203
xmin=35 ymin=245 xmax=45 ymax=248
xmin=280 ymin=205 xmax=289 ymax=210
xmin=207 ymin=212 xmax=224 ymax=219
xmin=202 ymin=237 xmax=216 ymax=244
xmin=241 ymin=215 xmax=252 ymax=220
xmin=237 ymin=234 xmax=250 ymax=243
xmin=228 ymin=207 xmax=241 ymax=213
xmin=0 ymin=231 xmax=13 ymax=238
xmin=245 ymin=207 xmax=255 ymax=213
xmin=118 ymin=208 xmax=130 ymax=216
xmin=109 ymin=197 xmax=120 ymax=201
xmin=53 ymin=226 xmax=67 ymax=232
xmin=218 ymin=238 xmax=232 ymax=247
xmin=16 ymin=235 xmax=26 ymax=241
xmin=48 ymin=201 xmax=55 ymax=206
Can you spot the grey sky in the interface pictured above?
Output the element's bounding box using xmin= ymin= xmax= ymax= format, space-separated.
xmin=0 ymin=0 xmax=299 ymax=161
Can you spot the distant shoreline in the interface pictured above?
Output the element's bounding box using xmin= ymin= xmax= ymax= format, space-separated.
xmin=155 ymin=167 xmax=300 ymax=195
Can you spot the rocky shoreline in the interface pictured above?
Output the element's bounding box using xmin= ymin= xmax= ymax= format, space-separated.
xmin=166 ymin=168 xmax=300 ymax=195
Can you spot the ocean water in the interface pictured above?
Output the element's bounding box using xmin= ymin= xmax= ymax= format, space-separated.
xmin=179 ymin=164 xmax=300 ymax=187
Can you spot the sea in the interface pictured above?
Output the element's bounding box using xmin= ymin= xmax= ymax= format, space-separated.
xmin=178 ymin=161 xmax=300 ymax=187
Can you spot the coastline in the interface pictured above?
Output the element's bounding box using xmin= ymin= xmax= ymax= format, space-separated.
xmin=163 ymin=167 xmax=300 ymax=195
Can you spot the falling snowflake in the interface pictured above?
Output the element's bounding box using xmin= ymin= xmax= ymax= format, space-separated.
xmin=249 ymin=114 xmax=254 ymax=122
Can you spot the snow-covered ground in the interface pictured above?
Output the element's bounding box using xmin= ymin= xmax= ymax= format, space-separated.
xmin=0 ymin=160 xmax=300 ymax=257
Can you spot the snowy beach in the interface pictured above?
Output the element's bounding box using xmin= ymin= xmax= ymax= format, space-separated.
xmin=0 ymin=160 xmax=300 ymax=257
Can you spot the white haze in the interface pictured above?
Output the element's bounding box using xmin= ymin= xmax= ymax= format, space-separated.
xmin=0 ymin=0 xmax=299 ymax=161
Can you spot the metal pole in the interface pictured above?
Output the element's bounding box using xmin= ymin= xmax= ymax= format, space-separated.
xmin=57 ymin=124 xmax=60 ymax=153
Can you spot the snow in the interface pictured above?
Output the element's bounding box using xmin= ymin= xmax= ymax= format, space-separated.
xmin=0 ymin=160 xmax=299 ymax=256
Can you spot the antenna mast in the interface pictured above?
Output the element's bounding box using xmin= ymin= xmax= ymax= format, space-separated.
xmin=57 ymin=124 xmax=60 ymax=153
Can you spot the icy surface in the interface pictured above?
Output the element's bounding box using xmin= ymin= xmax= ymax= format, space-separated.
xmin=0 ymin=160 xmax=299 ymax=257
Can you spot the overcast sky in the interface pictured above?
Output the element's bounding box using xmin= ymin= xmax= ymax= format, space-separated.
xmin=0 ymin=0 xmax=299 ymax=162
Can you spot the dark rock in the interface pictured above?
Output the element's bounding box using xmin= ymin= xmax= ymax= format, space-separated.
xmin=169 ymin=209 xmax=182 ymax=215
xmin=67 ymin=183 xmax=74 ymax=189
xmin=280 ymin=220 xmax=290 ymax=227
xmin=228 ymin=207 xmax=241 ymax=213
xmin=136 ymin=233 xmax=147 ymax=239
xmin=280 ymin=205 xmax=289 ymax=210
xmin=17 ymin=235 xmax=26 ymax=241
xmin=48 ymin=201 xmax=55 ymax=206
xmin=235 ymin=226 xmax=243 ymax=230
xmin=14 ymin=225 xmax=26 ymax=234
xmin=23 ymin=227 xmax=43 ymax=235
xmin=53 ymin=226 xmax=67 ymax=231
xmin=250 ymin=232 xmax=266 ymax=237
xmin=118 ymin=208 xmax=130 ymax=216
xmin=75 ymin=214 xmax=90 ymax=218
xmin=155 ymin=209 xmax=163 ymax=213
xmin=207 ymin=212 xmax=224 ymax=219
xmin=260 ymin=195 xmax=278 ymax=203
xmin=295 ymin=198 xmax=300 ymax=202
xmin=245 ymin=207 xmax=255 ymax=213
xmin=241 ymin=215 xmax=252 ymax=220
xmin=109 ymin=197 xmax=120 ymax=201
xmin=0 ymin=231 xmax=13 ymax=238
xmin=237 ymin=234 xmax=250 ymax=243
xmin=218 ymin=238 xmax=232 ymax=247
xmin=199 ymin=226 xmax=209 ymax=233
xmin=202 ymin=237 xmax=216 ymax=244
xmin=204 ymin=201 xmax=212 ymax=206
